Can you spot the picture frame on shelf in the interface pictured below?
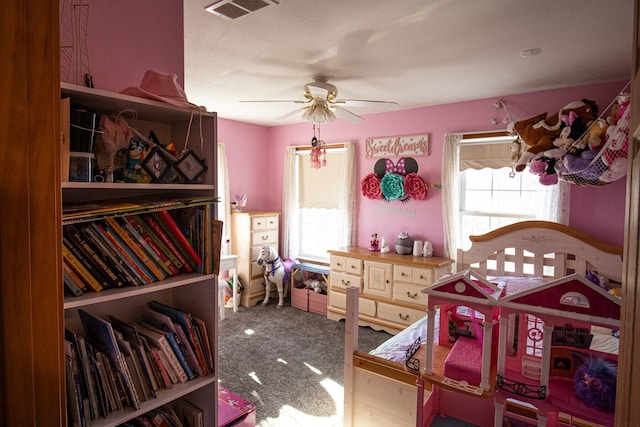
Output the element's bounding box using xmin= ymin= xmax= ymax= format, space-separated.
xmin=175 ymin=150 xmax=207 ymax=182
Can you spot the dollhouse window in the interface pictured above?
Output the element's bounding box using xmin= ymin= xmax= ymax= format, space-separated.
xmin=559 ymin=292 xmax=590 ymax=308
xmin=524 ymin=313 xmax=544 ymax=357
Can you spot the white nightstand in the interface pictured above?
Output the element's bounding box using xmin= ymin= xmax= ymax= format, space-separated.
xmin=219 ymin=254 xmax=239 ymax=319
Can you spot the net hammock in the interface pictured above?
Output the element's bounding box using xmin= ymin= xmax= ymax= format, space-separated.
xmin=559 ymin=97 xmax=630 ymax=186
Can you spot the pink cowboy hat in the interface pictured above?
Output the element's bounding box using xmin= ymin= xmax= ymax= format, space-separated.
xmin=120 ymin=70 xmax=196 ymax=109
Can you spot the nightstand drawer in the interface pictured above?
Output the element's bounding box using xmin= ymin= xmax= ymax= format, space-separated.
xmin=251 ymin=215 xmax=278 ymax=230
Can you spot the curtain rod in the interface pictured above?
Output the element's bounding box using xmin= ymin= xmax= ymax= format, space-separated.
xmin=462 ymin=131 xmax=511 ymax=140
xmin=295 ymin=143 xmax=345 ymax=151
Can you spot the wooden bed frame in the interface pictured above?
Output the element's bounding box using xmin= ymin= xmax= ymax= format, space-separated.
xmin=342 ymin=221 xmax=623 ymax=427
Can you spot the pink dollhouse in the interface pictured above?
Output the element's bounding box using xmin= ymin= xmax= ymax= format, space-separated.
xmin=415 ymin=269 xmax=621 ymax=427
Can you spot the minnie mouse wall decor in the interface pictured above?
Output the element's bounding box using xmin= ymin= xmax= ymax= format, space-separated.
xmin=361 ymin=157 xmax=435 ymax=203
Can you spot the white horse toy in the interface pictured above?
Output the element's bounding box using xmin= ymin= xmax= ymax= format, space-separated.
xmin=256 ymin=245 xmax=294 ymax=307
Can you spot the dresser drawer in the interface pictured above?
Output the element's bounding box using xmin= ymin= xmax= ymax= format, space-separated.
xmin=251 ymin=261 xmax=263 ymax=278
xmin=251 ymin=229 xmax=278 ymax=246
xmin=251 ymin=215 xmax=278 ymax=230
xmin=394 ymin=282 xmax=428 ymax=306
xmin=246 ymin=276 xmax=266 ymax=296
xmin=345 ymin=257 xmax=363 ymax=276
xmin=330 ymin=271 xmax=363 ymax=291
xmin=328 ymin=292 xmax=376 ymax=317
xmin=330 ymin=255 xmax=346 ymax=272
xmin=394 ymin=265 xmax=413 ymax=282
xmin=412 ymin=267 xmax=435 ymax=286
xmin=377 ymin=302 xmax=425 ymax=327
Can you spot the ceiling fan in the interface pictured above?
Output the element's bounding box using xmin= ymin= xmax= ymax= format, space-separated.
xmin=241 ymin=76 xmax=399 ymax=124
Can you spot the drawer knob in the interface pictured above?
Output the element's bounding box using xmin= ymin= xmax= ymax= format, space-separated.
xmin=262 ymin=235 xmax=268 ymax=240
xmin=420 ymin=275 xmax=425 ymax=279
xmin=341 ymin=279 xmax=350 ymax=285
xmin=406 ymin=291 xmax=418 ymax=299
xmin=337 ymin=262 xmax=343 ymax=267
xmin=401 ymin=272 xmax=407 ymax=277
xmin=398 ymin=313 xmax=410 ymax=321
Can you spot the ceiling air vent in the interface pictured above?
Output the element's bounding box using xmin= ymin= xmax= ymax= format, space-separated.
xmin=204 ymin=0 xmax=279 ymax=20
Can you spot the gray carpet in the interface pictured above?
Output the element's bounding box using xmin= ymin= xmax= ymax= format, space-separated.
xmin=217 ymin=301 xmax=392 ymax=426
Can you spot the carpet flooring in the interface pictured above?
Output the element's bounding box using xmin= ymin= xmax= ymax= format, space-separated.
xmin=217 ymin=301 xmax=392 ymax=426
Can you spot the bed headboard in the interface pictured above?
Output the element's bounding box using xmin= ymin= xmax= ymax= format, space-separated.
xmin=456 ymin=221 xmax=623 ymax=283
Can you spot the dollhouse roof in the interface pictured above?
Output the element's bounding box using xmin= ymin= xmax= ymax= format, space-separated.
xmin=422 ymin=269 xmax=504 ymax=306
xmin=500 ymin=273 xmax=620 ymax=324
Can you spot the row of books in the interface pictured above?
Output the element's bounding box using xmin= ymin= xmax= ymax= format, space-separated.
xmin=63 ymin=208 xmax=206 ymax=296
xmin=116 ymin=400 xmax=203 ymax=427
xmin=65 ymin=301 xmax=213 ymax=425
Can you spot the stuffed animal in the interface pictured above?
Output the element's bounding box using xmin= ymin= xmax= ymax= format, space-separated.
xmin=573 ymin=353 xmax=617 ymax=412
xmin=529 ymin=156 xmax=558 ymax=185
xmin=304 ymin=279 xmax=327 ymax=294
xmin=544 ymin=127 xmax=574 ymax=158
xmin=513 ymin=99 xmax=599 ymax=172
xmin=583 ymin=118 xmax=610 ymax=151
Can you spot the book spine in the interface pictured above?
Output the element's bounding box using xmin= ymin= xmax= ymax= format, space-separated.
xmin=133 ymin=214 xmax=185 ymax=271
xmin=65 ymin=224 xmax=123 ymax=288
xmin=105 ymin=217 xmax=167 ymax=281
xmin=154 ymin=210 xmax=203 ymax=266
xmin=123 ymin=215 xmax=180 ymax=276
xmin=62 ymin=245 xmax=104 ymax=292
xmin=135 ymin=324 xmax=188 ymax=383
xmin=172 ymin=322 xmax=205 ymax=377
xmin=149 ymin=346 xmax=174 ymax=388
xmin=159 ymin=329 xmax=196 ymax=380
xmin=63 ymin=263 xmax=86 ymax=296
xmin=87 ymin=222 xmax=147 ymax=286
xmin=81 ymin=223 xmax=142 ymax=287
xmin=63 ymin=235 xmax=108 ymax=290
xmin=142 ymin=214 xmax=193 ymax=273
xmin=96 ymin=222 xmax=154 ymax=284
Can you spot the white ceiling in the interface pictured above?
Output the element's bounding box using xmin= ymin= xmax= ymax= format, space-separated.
xmin=184 ymin=0 xmax=634 ymax=127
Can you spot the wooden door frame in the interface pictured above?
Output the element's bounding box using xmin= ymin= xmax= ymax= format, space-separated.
xmin=1 ymin=0 xmax=64 ymax=425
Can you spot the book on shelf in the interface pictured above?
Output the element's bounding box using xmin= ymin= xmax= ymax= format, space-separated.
xmin=114 ymin=330 xmax=151 ymax=403
xmin=63 ymin=231 xmax=111 ymax=290
xmin=132 ymin=322 xmax=189 ymax=383
xmin=93 ymin=350 xmax=120 ymax=414
xmin=78 ymin=309 xmax=141 ymax=410
xmin=95 ymin=222 xmax=155 ymax=285
xmin=142 ymin=213 xmax=194 ymax=273
xmin=82 ymin=339 xmax=109 ymax=418
xmin=147 ymin=343 xmax=175 ymax=388
xmin=104 ymin=217 xmax=167 ymax=282
xmin=63 ymin=262 xmax=86 ymax=296
xmin=79 ymin=222 xmax=141 ymax=287
xmin=191 ymin=316 xmax=214 ymax=373
xmin=64 ymin=224 xmax=124 ymax=288
xmin=147 ymin=300 xmax=209 ymax=376
xmin=123 ymin=215 xmax=181 ymax=276
xmin=62 ymin=244 xmax=104 ymax=292
xmin=110 ymin=315 xmax=159 ymax=397
xmin=142 ymin=306 xmax=205 ymax=377
xmin=65 ymin=328 xmax=99 ymax=421
xmin=65 ymin=338 xmax=85 ymax=427
xmin=139 ymin=320 xmax=196 ymax=381
xmin=153 ymin=210 xmax=203 ymax=267
xmin=174 ymin=399 xmax=204 ymax=427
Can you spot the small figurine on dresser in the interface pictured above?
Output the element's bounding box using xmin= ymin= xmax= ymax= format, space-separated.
xmin=369 ymin=233 xmax=379 ymax=251
xmin=423 ymin=240 xmax=433 ymax=257
xmin=380 ymin=236 xmax=390 ymax=253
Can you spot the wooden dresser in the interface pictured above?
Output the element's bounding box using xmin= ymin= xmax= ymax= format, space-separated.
xmin=231 ymin=211 xmax=280 ymax=307
xmin=327 ymin=247 xmax=453 ymax=334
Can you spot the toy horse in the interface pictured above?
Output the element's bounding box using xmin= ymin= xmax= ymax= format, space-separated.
xmin=256 ymin=245 xmax=294 ymax=307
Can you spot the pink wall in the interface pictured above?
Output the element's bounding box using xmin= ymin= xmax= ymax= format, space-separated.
xmin=224 ymin=81 xmax=628 ymax=256
xmin=62 ymin=0 xmax=184 ymax=92
xmin=77 ymin=1 xmax=627 ymax=254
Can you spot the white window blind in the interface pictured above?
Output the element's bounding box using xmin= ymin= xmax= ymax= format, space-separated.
xmin=459 ymin=134 xmax=514 ymax=171
xmin=297 ymin=149 xmax=346 ymax=209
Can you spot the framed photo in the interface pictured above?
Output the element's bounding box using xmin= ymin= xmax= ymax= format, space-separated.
xmin=141 ymin=146 xmax=172 ymax=181
xmin=175 ymin=150 xmax=207 ymax=182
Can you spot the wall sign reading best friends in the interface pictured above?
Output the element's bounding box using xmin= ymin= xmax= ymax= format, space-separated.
xmin=365 ymin=133 xmax=429 ymax=158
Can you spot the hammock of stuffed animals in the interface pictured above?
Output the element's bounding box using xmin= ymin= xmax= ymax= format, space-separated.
xmin=559 ymin=100 xmax=631 ymax=186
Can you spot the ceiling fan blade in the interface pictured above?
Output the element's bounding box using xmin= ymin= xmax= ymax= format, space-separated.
xmin=331 ymin=105 xmax=363 ymax=123
xmin=275 ymin=106 xmax=309 ymax=121
xmin=239 ymin=100 xmax=309 ymax=104
xmin=337 ymin=99 xmax=400 ymax=110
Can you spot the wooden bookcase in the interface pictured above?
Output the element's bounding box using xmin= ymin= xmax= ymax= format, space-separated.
xmin=60 ymin=83 xmax=218 ymax=427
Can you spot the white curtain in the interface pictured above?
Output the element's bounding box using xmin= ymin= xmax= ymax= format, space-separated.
xmin=442 ymin=133 xmax=462 ymax=260
xmin=216 ymin=143 xmax=231 ymax=250
xmin=282 ymin=146 xmax=297 ymax=259
xmin=441 ymin=133 xmax=570 ymax=261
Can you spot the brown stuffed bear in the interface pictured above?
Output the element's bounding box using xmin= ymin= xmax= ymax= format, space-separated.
xmin=513 ymin=99 xmax=598 ymax=172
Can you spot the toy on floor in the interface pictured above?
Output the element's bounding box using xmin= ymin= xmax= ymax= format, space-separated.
xmin=256 ymin=245 xmax=295 ymax=307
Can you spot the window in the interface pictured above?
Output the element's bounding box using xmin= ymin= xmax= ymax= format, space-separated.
xmin=524 ymin=314 xmax=544 ymax=357
xmin=442 ymin=133 xmax=570 ymax=258
xmin=282 ymin=142 xmax=356 ymax=263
